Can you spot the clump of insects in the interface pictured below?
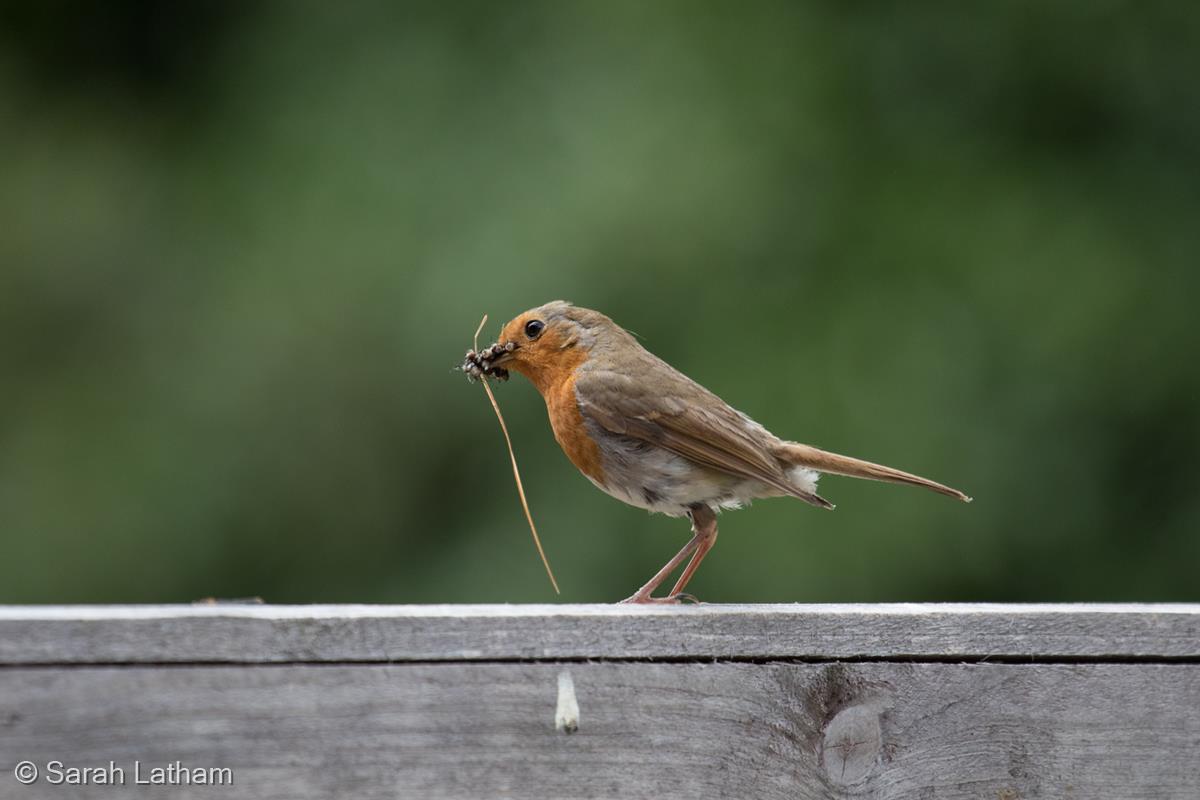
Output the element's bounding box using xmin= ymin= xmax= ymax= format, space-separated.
xmin=460 ymin=340 xmax=514 ymax=383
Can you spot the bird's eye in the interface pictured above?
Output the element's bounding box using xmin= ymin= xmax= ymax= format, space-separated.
xmin=524 ymin=319 xmax=545 ymax=339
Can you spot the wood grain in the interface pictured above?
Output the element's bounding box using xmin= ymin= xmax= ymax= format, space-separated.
xmin=1 ymin=603 xmax=1197 ymax=664
xmin=2 ymin=662 xmax=1197 ymax=799
xmin=2 ymin=604 xmax=1197 ymax=798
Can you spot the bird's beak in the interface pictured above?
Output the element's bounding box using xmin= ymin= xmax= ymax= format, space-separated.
xmin=488 ymin=344 xmax=515 ymax=366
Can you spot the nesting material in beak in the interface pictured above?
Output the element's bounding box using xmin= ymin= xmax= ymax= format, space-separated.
xmin=458 ymin=315 xmax=560 ymax=594
xmin=460 ymin=340 xmax=515 ymax=382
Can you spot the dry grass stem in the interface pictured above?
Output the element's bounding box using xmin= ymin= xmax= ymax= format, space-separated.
xmin=472 ymin=314 xmax=560 ymax=594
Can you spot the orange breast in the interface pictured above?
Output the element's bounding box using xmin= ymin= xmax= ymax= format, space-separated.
xmin=512 ymin=343 xmax=606 ymax=486
xmin=544 ymin=370 xmax=606 ymax=485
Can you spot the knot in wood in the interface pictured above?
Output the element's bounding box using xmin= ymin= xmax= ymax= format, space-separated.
xmin=820 ymin=703 xmax=883 ymax=787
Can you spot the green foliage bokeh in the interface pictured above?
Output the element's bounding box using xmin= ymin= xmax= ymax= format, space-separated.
xmin=1 ymin=2 xmax=1196 ymax=604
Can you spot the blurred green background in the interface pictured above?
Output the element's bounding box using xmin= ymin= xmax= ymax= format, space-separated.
xmin=1 ymin=2 xmax=1196 ymax=604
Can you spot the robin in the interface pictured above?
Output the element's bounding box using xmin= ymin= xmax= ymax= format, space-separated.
xmin=462 ymin=301 xmax=971 ymax=604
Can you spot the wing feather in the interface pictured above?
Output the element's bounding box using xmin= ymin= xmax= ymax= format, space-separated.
xmin=575 ymin=365 xmax=832 ymax=509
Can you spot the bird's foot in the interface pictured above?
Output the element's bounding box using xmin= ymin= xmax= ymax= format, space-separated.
xmin=618 ymin=592 xmax=701 ymax=605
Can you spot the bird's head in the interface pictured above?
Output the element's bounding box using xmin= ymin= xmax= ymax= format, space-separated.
xmin=462 ymin=301 xmax=619 ymax=394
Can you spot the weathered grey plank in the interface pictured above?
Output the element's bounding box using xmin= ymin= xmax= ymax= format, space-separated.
xmin=2 ymin=662 xmax=1197 ymax=799
xmin=1 ymin=603 xmax=1197 ymax=664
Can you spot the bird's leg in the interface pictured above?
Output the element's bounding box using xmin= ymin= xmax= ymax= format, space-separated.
xmin=619 ymin=533 xmax=699 ymax=604
xmin=668 ymin=504 xmax=717 ymax=598
xmin=619 ymin=505 xmax=716 ymax=604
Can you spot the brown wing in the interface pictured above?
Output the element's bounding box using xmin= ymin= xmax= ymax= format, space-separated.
xmin=575 ymin=361 xmax=833 ymax=509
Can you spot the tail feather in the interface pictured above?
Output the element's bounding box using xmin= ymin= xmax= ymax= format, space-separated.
xmin=776 ymin=442 xmax=972 ymax=503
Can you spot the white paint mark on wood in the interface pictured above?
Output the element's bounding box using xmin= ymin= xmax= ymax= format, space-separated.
xmin=555 ymin=669 xmax=579 ymax=734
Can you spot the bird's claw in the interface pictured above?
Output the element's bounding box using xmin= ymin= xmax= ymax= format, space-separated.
xmin=618 ymin=591 xmax=702 ymax=605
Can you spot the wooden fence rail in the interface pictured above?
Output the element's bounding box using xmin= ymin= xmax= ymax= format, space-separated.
xmin=1 ymin=604 xmax=1197 ymax=799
